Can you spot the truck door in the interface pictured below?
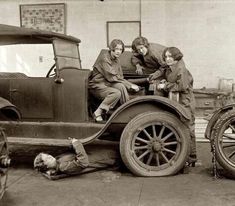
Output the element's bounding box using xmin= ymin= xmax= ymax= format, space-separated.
xmin=10 ymin=78 xmax=54 ymax=120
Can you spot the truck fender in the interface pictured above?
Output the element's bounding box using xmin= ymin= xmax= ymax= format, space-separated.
xmin=0 ymin=97 xmax=21 ymax=120
xmin=205 ymin=104 xmax=235 ymax=140
xmin=110 ymin=96 xmax=191 ymax=123
xmin=82 ymin=96 xmax=190 ymax=144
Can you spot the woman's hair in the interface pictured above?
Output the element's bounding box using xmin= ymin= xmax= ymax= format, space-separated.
xmin=131 ymin=36 xmax=149 ymax=52
xmin=33 ymin=153 xmax=48 ymax=172
xmin=162 ymin=47 xmax=183 ymax=61
xmin=109 ymin=39 xmax=125 ymax=53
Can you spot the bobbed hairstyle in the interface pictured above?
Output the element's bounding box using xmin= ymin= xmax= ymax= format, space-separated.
xmin=109 ymin=39 xmax=125 ymax=53
xmin=33 ymin=153 xmax=48 ymax=172
xmin=131 ymin=36 xmax=149 ymax=52
xmin=162 ymin=47 xmax=183 ymax=61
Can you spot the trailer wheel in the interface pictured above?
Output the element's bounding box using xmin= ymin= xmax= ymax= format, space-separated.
xmin=120 ymin=111 xmax=190 ymax=176
xmin=213 ymin=110 xmax=235 ymax=177
xmin=0 ymin=130 xmax=9 ymax=199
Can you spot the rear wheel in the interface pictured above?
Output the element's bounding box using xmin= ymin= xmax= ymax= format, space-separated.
xmin=0 ymin=130 xmax=9 ymax=199
xmin=213 ymin=110 xmax=235 ymax=177
xmin=120 ymin=111 xmax=190 ymax=176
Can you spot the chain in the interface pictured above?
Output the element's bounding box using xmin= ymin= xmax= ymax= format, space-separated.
xmin=211 ymin=139 xmax=219 ymax=179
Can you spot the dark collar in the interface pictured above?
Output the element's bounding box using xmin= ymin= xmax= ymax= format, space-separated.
xmin=168 ymin=59 xmax=184 ymax=71
xmin=108 ymin=51 xmax=117 ymax=61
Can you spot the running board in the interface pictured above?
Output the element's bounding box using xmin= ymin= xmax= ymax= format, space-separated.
xmin=7 ymin=137 xmax=117 ymax=147
xmin=7 ymin=137 xmax=71 ymax=147
xmin=7 ymin=136 xmax=210 ymax=147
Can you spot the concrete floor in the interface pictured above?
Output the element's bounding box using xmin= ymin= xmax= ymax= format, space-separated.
xmin=1 ymin=143 xmax=235 ymax=206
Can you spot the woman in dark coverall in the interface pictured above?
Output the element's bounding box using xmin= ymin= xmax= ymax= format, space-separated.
xmin=34 ymin=138 xmax=89 ymax=176
xmin=34 ymin=138 xmax=117 ymax=177
xmin=156 ymin=47 xmax=197 ymax=165
xmin=131 ymin=36 xmax=166 ymax=80
xmin=89 ymin=39 xmax=139 ymax=122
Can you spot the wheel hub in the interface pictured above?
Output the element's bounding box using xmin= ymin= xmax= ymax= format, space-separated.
xmin=152 ymin=141 xmax=162 ymax=152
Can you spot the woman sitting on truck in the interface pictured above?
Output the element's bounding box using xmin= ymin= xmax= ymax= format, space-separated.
xmin=89 ymin=39 xmax=139 ymax=122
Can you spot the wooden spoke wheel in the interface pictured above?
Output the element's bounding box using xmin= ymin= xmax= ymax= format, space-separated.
xmin=213 ymin=110 xmax=235 ymax=177
xmin=120 ymin=112 xmax=190 ymax=176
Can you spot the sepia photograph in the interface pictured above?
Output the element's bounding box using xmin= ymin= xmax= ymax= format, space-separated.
xmin=1 ymin=0 xmax=235 ymax=205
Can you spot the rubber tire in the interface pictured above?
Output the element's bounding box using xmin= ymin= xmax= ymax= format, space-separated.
xmin=212 ymin=110 xmax=235 ymax=177
xmin=120 ymin=111 xmax=190 ymax=176
xmin=0 ymin=130 xmax=8 ymax=199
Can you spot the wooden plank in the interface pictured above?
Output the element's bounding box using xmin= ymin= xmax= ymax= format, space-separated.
xmin=7 ymin=137 xmax=118 ymax=147
xmin=7 ymin=137 xmax=71 ymax=146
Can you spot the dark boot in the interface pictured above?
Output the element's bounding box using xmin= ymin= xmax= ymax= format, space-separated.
xmin=187 ymin=154 xmax=197 ymax=167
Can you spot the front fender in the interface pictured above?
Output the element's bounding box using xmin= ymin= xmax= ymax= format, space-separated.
xmin=0 ymin=97 xmax=21 ymax=120
xmin=82 ymin=96 xmax=191 ymax=144
xmin=110 ymin=96 xmax=190 ymax=123
xmin=205 ymin=104 xmax=235 ymax=140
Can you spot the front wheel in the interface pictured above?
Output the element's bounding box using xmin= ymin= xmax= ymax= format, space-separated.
xmin=120 ymin=111 xmax=190 ymax=176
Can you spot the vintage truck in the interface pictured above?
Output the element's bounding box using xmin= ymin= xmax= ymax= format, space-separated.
xmin=0 ymin=24 xmax=235 ymax=198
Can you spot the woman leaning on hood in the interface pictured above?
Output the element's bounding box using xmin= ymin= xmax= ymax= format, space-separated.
xmin=131 ymin=36 xmax=167 ymax=95
xmin=156 ymin=47 xmax=197 ymax=165
xmin=131 ymin=36 xmax=166 ymax=78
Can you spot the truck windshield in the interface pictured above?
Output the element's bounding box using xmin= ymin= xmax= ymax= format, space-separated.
xmin=0 ymin=44 xmax=54 ymax=77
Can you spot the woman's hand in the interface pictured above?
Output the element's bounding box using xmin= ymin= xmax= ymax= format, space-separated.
xmin=157 ymin=83 xmax=166 ymax=90
xmin=68 ymin=137 xmax=78 ymax=144
xmin=149 ymin=71 xmax=162 ymax=81
xmin=157 ymin=80 xmax=167 ymax=90
xmin=46 ymin=169 xmax=56 ymax=176
xmin=136 ymin=64 xmax=144 ymax=75
xmin=130 ymin=84 xmax=140 ymax=92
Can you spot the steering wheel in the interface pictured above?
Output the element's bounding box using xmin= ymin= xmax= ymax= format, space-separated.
xmin=46 ymin=63 xmax=56 ymax=78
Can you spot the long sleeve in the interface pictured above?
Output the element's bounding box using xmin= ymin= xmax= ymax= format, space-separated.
xmin=150 ymin=66 xmax=166 ymax=80
xmin=163 ymin=60 xmax=195 ymax=114
xmin=72 ymin=140 xmax=89 ymax=168
xmin=99 ymin=59 xmax=134 ymax=90
xmin=165 ymin=71 xmax=189 ymax=92
xmin=164 ymin=60 xmax=193 ymax=93
xmin=130 ymin=43 xmax=167 ymax=75
xmin=98 ymin=60 xmax=121 ymax=82
xmin=131 ymin=53 xmax=143 ymax=66
xmin=148 ymin=43 xmax=167 ymax=68
xmin=119 ymin=78 xmax=133 ymax=90
xmin=57 ymin=140 xmax=89 ymax=174
xmin=90 ymin=50 xmax=136 ymax=94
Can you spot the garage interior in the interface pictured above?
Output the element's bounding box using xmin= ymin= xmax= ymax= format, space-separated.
xmin=0 ymin=0 xmax=235 ymax=140
xmin=1 ymin=0 xmax=235 ymax=205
